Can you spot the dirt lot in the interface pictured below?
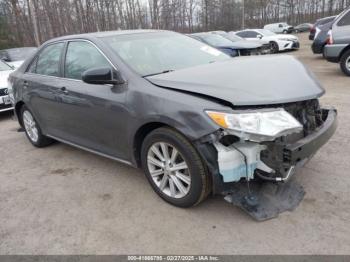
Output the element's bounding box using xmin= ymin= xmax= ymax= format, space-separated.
xmin=1 ymin=33 xmax=350 ymax=255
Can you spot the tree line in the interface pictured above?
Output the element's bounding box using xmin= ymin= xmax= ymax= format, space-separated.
xmin=0 ymin=0 xmax=349 ymax=49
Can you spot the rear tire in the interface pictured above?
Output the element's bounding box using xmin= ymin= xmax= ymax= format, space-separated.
xmin=21 ymin=105 xmax=53 ymax=147
xmin=340 ymin=50 xmax=350 ymax=76
xmin=141 ymin=127 xmax=211 ymax=207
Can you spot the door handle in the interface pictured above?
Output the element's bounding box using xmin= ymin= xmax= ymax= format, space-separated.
xmin=60 ymin=86 xmax=68 ymax=94
xmin=23 ymin=81 xmax=29 ymax=88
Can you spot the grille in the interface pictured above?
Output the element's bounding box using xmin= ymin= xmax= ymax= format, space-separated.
xmin=0 ymin=88 xmax=8 ymax=96
xmin=292 ymin=42 xmax=300 ymax=48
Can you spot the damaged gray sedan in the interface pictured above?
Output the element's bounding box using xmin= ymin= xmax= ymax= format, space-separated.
xmin=10 ymin=30 xmax=337 ymax=220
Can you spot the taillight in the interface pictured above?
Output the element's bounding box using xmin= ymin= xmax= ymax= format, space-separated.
xmin=326 ymin=30 xmax=334 ymax=45
xmin=310 ymin=26 xmax=316 ymax=33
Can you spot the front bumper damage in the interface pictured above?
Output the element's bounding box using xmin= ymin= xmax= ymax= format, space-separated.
xmin=195 ymin=107 xmax=337 ymax=221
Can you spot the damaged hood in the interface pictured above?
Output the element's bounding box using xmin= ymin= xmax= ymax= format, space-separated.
xmin=146 ymin=55 xmax=324 ymax=106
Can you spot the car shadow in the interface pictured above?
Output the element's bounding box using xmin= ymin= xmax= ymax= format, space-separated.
xmin=0 ymin=111 xmax=14 ymax=121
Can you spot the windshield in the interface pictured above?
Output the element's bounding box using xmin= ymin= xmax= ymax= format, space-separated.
xmin=224 ymin=33 xmax=243 ymax=42
xmin=197 ymin=34 xmax=234 ymax=47
xmin=0 ymin=60 xmax=13 ymax=71
xmin=103 ymin=32 xmax=230 ymax=77
xmin=6 ymin=47 xmax=37 ymax=61
xmin=257 ymin=29 xmax=276 ymax=36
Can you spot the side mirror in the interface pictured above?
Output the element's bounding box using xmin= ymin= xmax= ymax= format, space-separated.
xmin=257 ymin=34 xmax=263 ymax=39
xmin=82 ymin=67 xmax=125 ymax=85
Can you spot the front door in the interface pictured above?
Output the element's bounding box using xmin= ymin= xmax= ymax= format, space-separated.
xmin=57 ymin=40 xmax=129 ymax=159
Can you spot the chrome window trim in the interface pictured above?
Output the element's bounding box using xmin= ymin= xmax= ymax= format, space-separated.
xmin=25 ymin=41 xmax=66 ymax=77
xmin=24 ymin=39 xmax=118 ymax=80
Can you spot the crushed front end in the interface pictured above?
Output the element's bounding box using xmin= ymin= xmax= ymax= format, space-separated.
xmin=196 ymin=99 xmax=337 ymax=221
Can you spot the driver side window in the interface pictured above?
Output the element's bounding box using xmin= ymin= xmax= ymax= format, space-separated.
xmin=64 ymin=41 xmax=111 ymax=80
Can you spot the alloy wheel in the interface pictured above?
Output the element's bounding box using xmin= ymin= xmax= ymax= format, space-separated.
xmin=270 ymin=42 xmax=278 ymax=53
xmin=147 ymin=142 xmax=191 ymax=199
xmin=23 ymin=110 xmax=39 ymax=143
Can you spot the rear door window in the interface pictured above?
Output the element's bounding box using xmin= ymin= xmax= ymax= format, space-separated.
xmin=64 ymin=41 xmax=111 ymax=80
xmin=338 ymin=11 xmax=350 ymax=26
xmin=35 ymin=43 xmax=64 ymax=77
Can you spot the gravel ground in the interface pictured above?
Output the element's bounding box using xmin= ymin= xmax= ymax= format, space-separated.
xmin=0 ymin=33 xmax=350 ymax=255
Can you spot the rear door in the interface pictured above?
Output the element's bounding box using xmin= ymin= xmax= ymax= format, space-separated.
xmin=22 ymin=42 xmax=66 ymax=134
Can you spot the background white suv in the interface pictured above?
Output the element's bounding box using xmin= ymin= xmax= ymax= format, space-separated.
xmin=234 ymin=29 xmax=300 ymax=53
xmin=264 ymin=23 xmax=294 ymax=34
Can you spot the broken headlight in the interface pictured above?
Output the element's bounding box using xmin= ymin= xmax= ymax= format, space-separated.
xmin=206 ymin=109 xmax=303 ymax=142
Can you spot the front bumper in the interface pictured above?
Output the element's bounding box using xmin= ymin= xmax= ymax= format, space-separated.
xmin=324 ymin=44 xmax=348 ymax=63
xmin=198 ymin=108 xmax=337 ymax=195
xmin=283 ymin=108 xmax=337 ymax=165
xmin=279 ymin=40 xmax=300 ymax=51
xmin=0 ymin=94 xmax=14 ymax=113
xmin=200 ymin=108 xmax=337 ymax=221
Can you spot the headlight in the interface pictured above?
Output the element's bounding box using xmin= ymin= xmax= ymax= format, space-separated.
xmin=206 ymin=109 xmax=303 ymax=142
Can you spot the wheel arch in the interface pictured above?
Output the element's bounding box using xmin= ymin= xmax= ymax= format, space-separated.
xmin=133 ymin=122 xmax=171 ymax=167
xmin=339 ymin=44 xmax=350 ymax=61
xmin=15 ymin=101 xmax=25 ymax=126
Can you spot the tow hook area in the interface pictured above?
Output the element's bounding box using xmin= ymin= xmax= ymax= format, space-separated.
xmin=224 ymin=177 xmax=305 ymax=221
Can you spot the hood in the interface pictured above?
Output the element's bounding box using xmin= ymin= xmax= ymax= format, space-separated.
xmin=0 ymin=70 xmax=13 ymax=88
xmin=146 ymin=55 xmax=324 ymax=106
xmin=229 ymin=40 xmax=262 ymax=49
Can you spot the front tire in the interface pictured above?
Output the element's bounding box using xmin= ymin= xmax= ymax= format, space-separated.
xmin=270 ymin=41 xmax=279 ymax=54
xmin=141 ymin=127 xmax=211 ymax=207
xmin=340 ymin=50 xmax=350 ymax=77
xmin=21 ymin=105 xmax=53 ymax=147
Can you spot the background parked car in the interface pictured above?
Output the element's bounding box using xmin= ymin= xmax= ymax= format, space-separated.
xmin=264 ymin=22 xmax=294 ymax=34
xmin=294 ymin=23 xmax=313 ymax=33
xmin=234 ymin=29 xmax=299 ymax=53
xmin=309 ymin=16 xmax=336 ymax=40
xmin=0 ymin=47 xmax=37 ymax=68
xmin=324 ymin=7 xmax=350 ymax=76
xmin=189 ymin=32 xmax=264 ymax=56
xmin=311 ymin=19 xmax=335 ymax=55
xmin=0 ymin=60 xmax=14 ymax=113
xmin=210 ymin=31 xmax=271 ymax=55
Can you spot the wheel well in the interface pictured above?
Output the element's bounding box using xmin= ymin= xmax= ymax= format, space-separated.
xmin=15 ymin=101 xmax=25 ymax=126
xmin=133 ymin=122 xmax=169 ymax=167
xmin=339 ymin=45 xmax=350 ymax=60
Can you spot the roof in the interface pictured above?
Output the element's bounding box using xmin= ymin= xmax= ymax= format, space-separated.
xmin=45 ymin=29 xmax=168 ymax=43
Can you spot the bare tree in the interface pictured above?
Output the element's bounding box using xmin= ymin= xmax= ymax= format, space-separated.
xmin=0 ymin=0 xmax=348 ymax=48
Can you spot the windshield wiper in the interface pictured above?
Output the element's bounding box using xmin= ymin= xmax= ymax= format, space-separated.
xmin=143 ymin=70 xmax=175 ymax=78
